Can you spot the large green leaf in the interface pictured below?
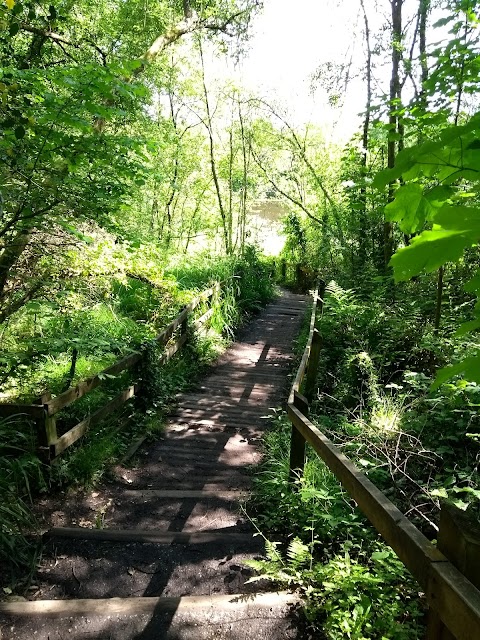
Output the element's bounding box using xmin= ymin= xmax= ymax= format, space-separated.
xmin=465 ymin=269 xmax=480 ymax=293
xmin=455 ymin=318 xmax=480 ymax=337
xmin=384 ymin=183 xmax=426 ymax=233
xmin=434 ymin=205 xmax=480 ymax=232
xmin=390 ymin=227 xmax=476 ymax=281
xmin=432 ymin=355 xmax=480 ymax=389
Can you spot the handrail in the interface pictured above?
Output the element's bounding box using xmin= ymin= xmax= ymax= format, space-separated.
xmin=286 ymin=282 xmax=480 ymax=640
xmin=0 ymin=280 xmax=224 ymax=461
xmin=288 ymin=281 xmax=322 ymax=405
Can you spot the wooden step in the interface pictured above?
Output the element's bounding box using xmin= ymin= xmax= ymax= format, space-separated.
xmin=122 ymin=489 xmax=247 ymax=500
xmin=0 ymin=590 xmax=299 ymax=616
xmin=45 ymin=527 xmax=255 ymax=545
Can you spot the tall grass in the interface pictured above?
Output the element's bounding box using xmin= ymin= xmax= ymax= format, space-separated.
xmin=0 ymin=416 xmax=43 ymax=584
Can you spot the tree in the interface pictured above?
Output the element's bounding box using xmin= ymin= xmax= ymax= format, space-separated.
xmin=0 ymin=0 xmax=261 ymax=322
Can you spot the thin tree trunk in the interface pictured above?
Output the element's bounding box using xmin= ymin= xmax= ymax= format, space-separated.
xmin=228 ymin=125 xmax=234 ymax=252
xmin=419 ymin=0 xmax=429 ymax=109
xmin=359 ymin=0 xmax=372 ymax=266
xmin=198 ymin=40 xmax=231 ymax=254
xmin=238 ymin=99 xmax=248 ymax=254
xmin=385 ymin=0 xmax=403 ymax=272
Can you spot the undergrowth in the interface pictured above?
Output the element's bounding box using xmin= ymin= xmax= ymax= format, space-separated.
xmin=0 ymin=245 xmax=275 ymax=590
xmin=247 ymin=415 xmax=424 ymax=639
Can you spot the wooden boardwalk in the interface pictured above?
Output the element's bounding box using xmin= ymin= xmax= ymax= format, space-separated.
xmin=0 ymin=290 xmax=308 ymax=640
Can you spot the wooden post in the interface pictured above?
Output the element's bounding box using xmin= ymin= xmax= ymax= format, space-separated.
xmin=37 ymin=408 xmax=58 ymax=463
xmin=289 ymin=391 xmax=308 ymax=483
xmin=304 ymin=329 xmax=321 ymax=403
xmin=426 ymin=503 xmax=480 ymax=639
xmin=281 ymin=259 xmax=287 ymax=282
xmin=181 ymin=305 xmax=188 ymax=339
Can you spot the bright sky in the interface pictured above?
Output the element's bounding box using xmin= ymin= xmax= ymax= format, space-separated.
xmin=222 ymin=0 xmax=431 ymax=142
xmin=236 ymin=0 xmax=367 ymax=140
xmin=203 ymin=0 xmax=453 ymax=147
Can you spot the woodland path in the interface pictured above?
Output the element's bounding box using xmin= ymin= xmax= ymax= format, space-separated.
xmin=1 ymin=289 xmax=308 ymax=640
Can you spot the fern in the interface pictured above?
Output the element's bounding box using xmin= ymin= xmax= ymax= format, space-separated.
xmin=244 ymin=536 xmax=312 ymax=586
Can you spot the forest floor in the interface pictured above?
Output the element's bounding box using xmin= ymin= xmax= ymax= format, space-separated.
xmin=0 ymin=289 xmax=308 ymax=640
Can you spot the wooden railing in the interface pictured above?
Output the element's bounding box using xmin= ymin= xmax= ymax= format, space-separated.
xmin=287 ymin=283 xmax=480 ymax=640
xmin=0 ymin=282 xmax=223 ymax=462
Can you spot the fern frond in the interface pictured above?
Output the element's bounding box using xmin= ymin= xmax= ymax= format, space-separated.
xmin=286 ymin=537 xmax=311 ymax=570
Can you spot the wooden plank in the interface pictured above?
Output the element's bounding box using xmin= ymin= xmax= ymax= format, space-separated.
xmin=287 ymin=403 xmax=442 ymax=587
xmin=158 ymin=332 xmax=188 ymax=365
xmin=129 ymin=455 xmax=249 ymax=471
xmin=172 ymin=406 xmax=269 ymax=417
xmin=427 ymin=503 xmax=480 ymax=639
xmin=121 ymin=435 xmax=147 ymax=464
xmin=304 ymin=329 xmax=321 ymax=403
xmin=154 ymin=285 xmax=217 ymax=347
xmin=0 ymin=590 xmax=298 ymax=617
xmin=155 ymin=306 xmax=189 ymax=346
xmin=427 ymin=560 xmax=480 ymax=640
xmin=288 ymin=283 xmax=320 ymax=404
xmin=46 ymin=527 xmax=255 ymax=545
xmin=46 ymin=352 xmax=142 ymax=415
xmin=196 ymin=307 xmax=214 ymax=327
xmin=0 ymin=404 xmax=45 ymax=419
xmin=122 ymin=489 xmax=247 ymax=500
xmin=52 ymin=384 xmax=140 ymax=457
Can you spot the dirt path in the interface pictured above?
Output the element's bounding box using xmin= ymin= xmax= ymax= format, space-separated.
xmin=0 ymin=290 xmax=309 ymax=640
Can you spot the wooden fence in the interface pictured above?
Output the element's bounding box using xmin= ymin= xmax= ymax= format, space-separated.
xmin=288 ymin=281 xmax=480 ymax=640
xmin=0 ymin=282 xmax=223 ymax=462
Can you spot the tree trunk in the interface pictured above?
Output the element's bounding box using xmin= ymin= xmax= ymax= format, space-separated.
xmin=385 ymin=0 xmax=403 ymax=272
xmin=198 ymin=40 xmax=231 ymax=255
xmin=359 ymin=0 xmax=372 ymax=267
xmin=238 ymin=99 xmax=249 ymax=254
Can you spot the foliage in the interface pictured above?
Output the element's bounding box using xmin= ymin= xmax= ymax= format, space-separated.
xmin=0 ymin=416 xmax=43 ymax=583
xmin=314 ymin=283 xmax=480 ymax=527
xmin=247 ymin=413 xmax=424 ymax=639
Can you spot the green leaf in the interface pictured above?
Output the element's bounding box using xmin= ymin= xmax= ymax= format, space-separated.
xmin=390 ymin=227 xmax=475 ymax=281
xmin=432 ymin=355 xmax=480 ymax=390
xmin=373 ymin=166 xmax=402 ymax=190
xmin=465 ymin=270 xmax=480 ymax=292
xmin=433 ymin=16 xmax=455 ymax=28
xmin=455 ymin=319 xmax=480 ymax=337
xmin=14 ymin=125 xmax=25 ymax=139
xmin=434 ymin=205 xmax=480 ymax=232
xmin=384 ymin=183 xmax=427 ymax=233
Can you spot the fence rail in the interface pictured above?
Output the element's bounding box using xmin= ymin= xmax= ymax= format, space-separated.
xmin=287 ymin=282 xmax=480 ymax=640
xmin=0 ymin=282 xmax=223 ymax=462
